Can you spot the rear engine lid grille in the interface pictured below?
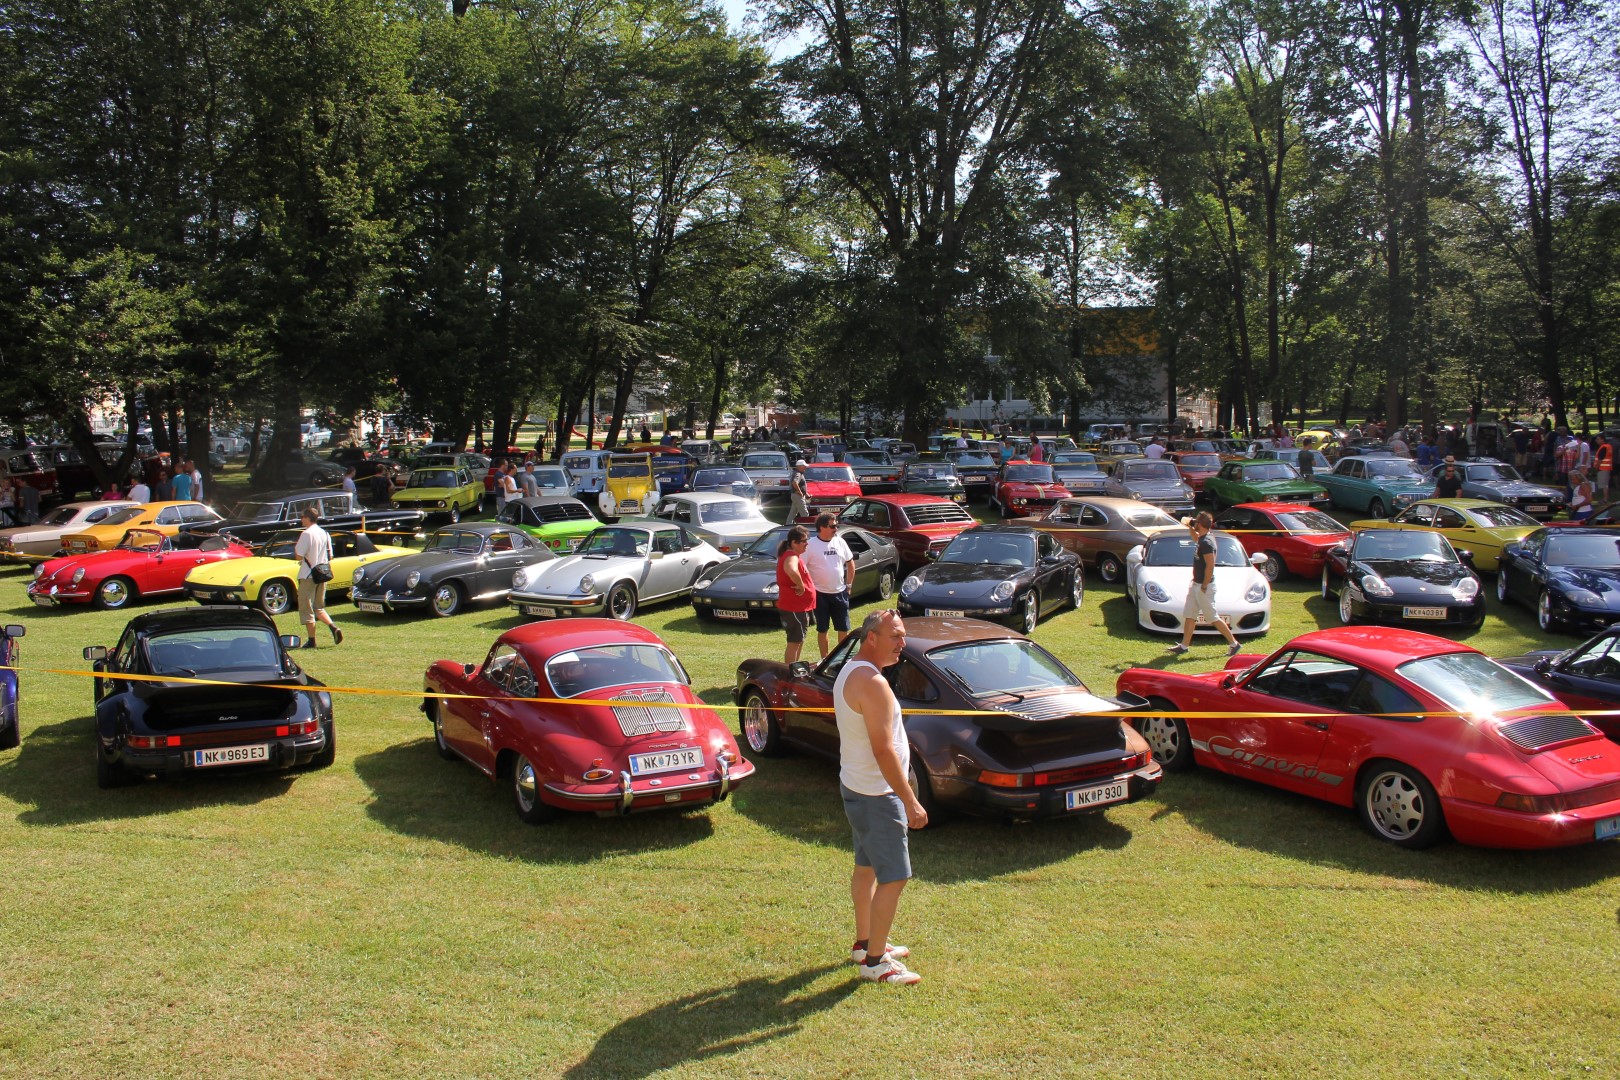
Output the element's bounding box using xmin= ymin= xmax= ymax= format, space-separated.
xmin=610 ymin=687 xmax=687 ymax=737
xmin=904 ymin=505 xmax=974 ymax=525
xmin=536 ymin=504 xmax=592 ymax=523
xmin=1498 ymin=713 xmax=1597 ymax=751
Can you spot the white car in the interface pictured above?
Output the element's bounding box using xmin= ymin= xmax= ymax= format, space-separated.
xmin=524 ymin=465 xmax=573 ymax=499
xmin=1125 ymin=531 xmax=1271 ymax=636
xmin=0 ymin=501 xmax=141 ymax=564
xmin=645 ymin=492 xmax=775 ymax=555
xmin=507 ymin=522 xmax=726 ymax=621
xmin=560 ymin=448 xmax=613 ymax=496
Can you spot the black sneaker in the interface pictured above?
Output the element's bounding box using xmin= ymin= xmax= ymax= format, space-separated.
xmin=331 ymin=627 xmax=344 ymax=645
xmin=300 ymin=639 xmax=317 ymax=650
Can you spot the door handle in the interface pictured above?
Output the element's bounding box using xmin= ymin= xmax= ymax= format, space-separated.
xmin=480 ymin=711 xmax=491 ymax=719
xmin=1304 ymin=720 xmax=1330 ymax=731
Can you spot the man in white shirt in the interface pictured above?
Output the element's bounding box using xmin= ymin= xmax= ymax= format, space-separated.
xmin=806 ymin=513 xmax=856 ymax=659
xmin=1143 ymin=437 xmax=1166 ymax=460
xmin=294 ymin=508 xmax=343 ymax=649
xmin=340 ymin=467 xmax=358 ymax=498
xmin=126 ymin=477 xmax=151 ymax=504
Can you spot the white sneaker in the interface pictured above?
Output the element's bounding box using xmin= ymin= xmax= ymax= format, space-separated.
xmin=859 ymin=956 xmax=922 ymax=984
xmin=851 ymin=942 xmax=911 ymax=964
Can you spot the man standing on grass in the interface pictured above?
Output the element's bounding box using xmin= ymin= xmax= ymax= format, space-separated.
xmin=1166 ymin=512 xmax=1241 ymax=659
xmin=837 ymin=609 xmax=925 ymax=985
xmin=806 ymin=513 xmax=856 ymax=659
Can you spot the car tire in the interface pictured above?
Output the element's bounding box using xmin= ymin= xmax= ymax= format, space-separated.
xmin=511 ymin=753 xmax=559 ymax=824
xmin=447 ymin=505 xmax=461 ymax=524
xmin=308 ymin=720 xmax=336 ymax=769
xmin=740 ymin=688 xmax=785 ymax=757
xmin=1538 ymin=589 xmax=1561 ymax=632
xmin=428 ymin=700 xmax=456 ymax=760
xmin=606 ymin=582 xmax=638 ymax=621
xmin=1338 ymin=586 xmax=1357 ymax=625
xmin=429 ymin=581 xmax=464 ymax=618
xmin=1135 ymin=697 xmax=1194 ymax=773
xmin=0 ymin=717 xmax=19 ymax=752
xmin=1210 ymin=492 xmax=1224 ymax=512
xmin=1016 ymin=591 xmax=1039 ymax=634
xmin=94 ymin=576 xmax=137 ymax=611
xmin=95 ymin=742 xmax=136 ymax=789
xmin=1097 ymin=553 xmax=1124 ymax=584
xmin=1321 ymin=565 xmax=1332 ymax=600
xmin=906 ymin=750 xmax=942 ymax=827
xmin=1069 ymin=568 xmax=1084 ymax=610
xmin=1368 ymin=497 xmax=1386 ymax=519
xmin=1258 ymin=551 xmax=1284 ymax=583
xmin=259 ymin=578 xmax=295 ymax=617
xmin=1496 ymin=569 xmax=1510 ymax=604
xmin=1357 ymin=761 xmax=1446 ymax=848
xmin=876 ymin=567 xmax=896 ymax=601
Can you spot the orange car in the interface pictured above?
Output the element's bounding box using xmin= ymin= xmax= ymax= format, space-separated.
xmin=59 ymin=501 xmax=223 ymax=553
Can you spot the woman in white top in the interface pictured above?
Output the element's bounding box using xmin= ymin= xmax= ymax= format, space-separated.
xmin=1570 ymin=469 xmax=1594 ymax=521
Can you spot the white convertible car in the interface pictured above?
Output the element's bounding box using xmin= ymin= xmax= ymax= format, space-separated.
xmin=507 ymin=522 xmax=727 ymax=621
xmin=1125 ymin=531 xmax=1272 ymax=636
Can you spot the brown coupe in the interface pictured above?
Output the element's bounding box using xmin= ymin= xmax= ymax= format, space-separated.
xmin=1014 ymin=496 xmax=1183 ymax=583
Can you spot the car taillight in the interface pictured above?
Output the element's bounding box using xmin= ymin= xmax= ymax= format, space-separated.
xmin=276 ymin=720 xmax=320 ymax=737
xmin=978 ymin=769 xmax=1027 ymax=788
xmin=127 ymin=735 xmax=180 ymax=749
xmin=583 ymin=757 xmax=614 ymax=782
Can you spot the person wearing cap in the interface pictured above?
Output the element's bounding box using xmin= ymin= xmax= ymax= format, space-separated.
xmin=1433 ymin=456 xmax=1464 ymax=499
xmin=789 ymin=459 xmax=810 ymax=521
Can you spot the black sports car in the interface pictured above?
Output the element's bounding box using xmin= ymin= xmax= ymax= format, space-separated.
xmin=194 ymin=488 xmax=426 ymax=550
xmin=896 ymin=525 xmax=1083 ymax=634
xmin=1322 ymin=528 xmax=1485 ymax=627
xmin=689 ymin=524 xmax=900 ymax=623
xmin=1496 ymin=527 xmax=1620 ymax=633
xmin=84 ymin=607 xmax=334 ymax=788
xmin=1497 ymin=626 xmax=1620 ymax=742
xmin=350 ymin=524 xmax=556 ymax=617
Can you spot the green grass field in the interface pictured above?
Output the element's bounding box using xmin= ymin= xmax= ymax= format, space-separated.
xmin=2 ymin=490 xmax=1618 ymax=1077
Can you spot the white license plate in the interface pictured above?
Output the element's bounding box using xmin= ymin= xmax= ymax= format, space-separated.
xmin=1403 ymin=606 xmax=1446 ymax=619
xmin=357 ymin=602 xmax=385 ymax=613
xmin=713 ymin=608 xmax=750 ymax=620
xmin=629 ymin=748 xmax=704 ymax=776
xmin=193 ymin=744 xmax=270 ymax=768
xmin=1065 ymin=779 xmax=1129 ymax=811
xmin=1597 ymin=815 xmax=1620 ymax=841
xmin=861 ymin=475 xmax=883 ymax=482
xmin=522 ymin=605 xmax=560 ymax=618
xmin=30 ymin=594 xmax=53 ymax=607
xmin=926 ymin=608 xmax=966 ymax=617
xmin=1526 ymin=505 xmax=1548 ymax=513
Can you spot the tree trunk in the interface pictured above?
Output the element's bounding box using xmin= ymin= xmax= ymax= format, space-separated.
xmin=183 ymin=389 xmax=211 ymax=496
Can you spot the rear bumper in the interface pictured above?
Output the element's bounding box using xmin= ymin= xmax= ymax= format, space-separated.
xmin=933 ymin=762 xmax=1162 ymax=821
xmin=110 ymin=731 xmax=328 ymax=777
xmin=542 ymin=758 xmax=755 ymax=815
xmin=1441 ymin=795 xmax=1620 ymax=849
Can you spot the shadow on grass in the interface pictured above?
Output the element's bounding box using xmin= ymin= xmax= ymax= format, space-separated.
xmin=730 ymin=756 xmax=1132 ymax=884
xmin=0 ymin=717 xmax=295 ymax=825
xmin=1155 ymin=769 xmax=1620 ymax=892
xmin=562 ymin=964 xmax=855 ymax=1079
xmin=352 ymin=738 xmax=716 ymax=864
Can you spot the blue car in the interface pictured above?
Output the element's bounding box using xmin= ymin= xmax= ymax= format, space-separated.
xmin=1427 ymin=458 xmax=1566 ymax=520
xmin=689 ymin=465 xmax=759 ymax=503
xmin=1314 ymin=455 xmax=1432 ymax=518
xmin=1496 ymin=527 xmax=1620 ymax=633
xmin=1 ymin=623 xmax=26 ymax=751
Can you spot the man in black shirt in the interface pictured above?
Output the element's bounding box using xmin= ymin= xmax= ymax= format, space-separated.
xmin=1167 ymin=512 xmax=1242 ymax=658
xmin=1433 ymin=456 xmax=1464 ymax=499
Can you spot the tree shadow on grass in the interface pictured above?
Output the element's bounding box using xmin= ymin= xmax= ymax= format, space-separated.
xmin=730 ymin=756 xmax=1133 ymax=885
xmin=352 ymin=738 xmax=715 ymax=864
xmin=562 ymin=964 xmax=855 ymax=1080
xmin=0 ymin=717 xmax=295 ymax=825
xmin=1155 ymin=769 xmax=1620 ymax=893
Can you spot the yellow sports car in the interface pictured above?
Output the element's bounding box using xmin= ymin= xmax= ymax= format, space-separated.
xmin=183 ymin=528 xmax=412 ymax=615
xmin=59 ymin=501 xmax=223 ymax=553
xmin=391 ymin=466 xmax=483 ymax=522
xmin=1350 ymin=498 xmax=1542 ymax=572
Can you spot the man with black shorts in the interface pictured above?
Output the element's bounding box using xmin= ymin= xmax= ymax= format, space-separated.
xmin=806 ymin=513 xmax=855 ymax=659
xmin=836 ymin=610 xmax=925 ymax=985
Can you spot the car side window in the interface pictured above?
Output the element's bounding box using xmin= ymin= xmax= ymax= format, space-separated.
xmin=817 ymin=633 xmax=863 ymax=681
xmin=1247 ymin=651 xmax=1361 ymax=708
xmin=841 ymin=502 xmax=867 ymax=525
xmin=484 ymin=644 xmax=520 ymax=691
xmin=1434 ymin=507 xmax=1466 ymax=529
xmin=86 ymin=506 xmax=112 ymax=523
xmin=1038 ymin=533 xmax=1057 ymax=558
xmin=329 ymin=533 xmax=356 ymax=559
xmin=490 ymin=532 xmax=515 ymax=553
xmin=321 ymin=495 xmax=351 ymax=517
xmin=154 ymin=507 xmax=180 ymax=525
xmin=885 ymin=658 xmax=939 ymax=703
xmin=1343 ymin=673 xmax=1424 ymax=718
xmin=1564 ymin=635 xmax=1620 ymax=678
xmin=111 ymin=628 xmax=138 ymax=672
xmin=842 ymin=530 xmax=870 ymax=555
xmin=673 ymin=505 xmax=692 ymax=524
xmin=1400 ymin=504 xmax=1434 ymax=526
xmin=1215 ymin=509 xmax=1247 ymax=531
xmin=868 ymin=504 xmax=891 ymax=529
xmin=654 ymin=530 xmax=683 ymax=555
xmin=1079 ymin=506 xmax=1108 ymax=528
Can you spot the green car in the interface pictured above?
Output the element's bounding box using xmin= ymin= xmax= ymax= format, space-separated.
xmin=391 ymin=466 xmax=484 ymax=522
xmin=898 ymin=461 xmax=967 ymax=503
xmin=1204 ymin=459 xmax=1331 ymax=511
xmin=495 ymin=495 xmax=601 ymax=553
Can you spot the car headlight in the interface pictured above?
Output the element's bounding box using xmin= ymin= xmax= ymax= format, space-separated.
xmin=1453 ymin=578 xmax=1481 ymax=601
xmin=1245 ymin=582 xmax=1268 ymax=603
xmin=71 ymin=568 xmax=86 ymax=585
xmin=762 ymin=582 xmax=778 ymax=596
xmin=512 ymin=568 xmax=528 ymax=589
xmin=436 ymin=500 xmax=446 ymax=508
xmin=990 ymin=580 xmax=1016 ymax=602
xmin=578 ymin=573 xmax=595 ymax=593
xmin=1143 ymin=581 xmax=1170 ymax=603
xmin=353 ymin=568 xmax=365 ymax=584
xmin=405 ymin=570 xmax=421 ymax=590
xmin=1360 ymin=574 xmax=1394 ymax=597
xmin=1562 ymin=586 xmax=1598 ymax=605
xmin=900 ymin=574 xmax=924 ymax=596
xmin=33 ymin=564 xmax=45 ymax=579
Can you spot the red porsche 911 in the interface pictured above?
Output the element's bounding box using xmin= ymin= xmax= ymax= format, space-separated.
xmin=422 ymin=620 xmax=754 ymax=822
xmin=1117 ymin=627 xmax=1620 ymax=849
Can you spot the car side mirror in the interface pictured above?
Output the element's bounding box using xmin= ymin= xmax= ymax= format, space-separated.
xmin=1249 ymin=553 xmax=1267 ymax=567
xmin=649 ymin=549 xmax=665 ymax=560
xmin=1456 ymin=549 xmax=1474 ymax=564
xmin=3 ymin=625 xmax=23 ymax=638
xmin=280 ymin=634 xmax=302 ymax=649
xmin=1332 ymin=542 xmax=1350 ymax=555
xmin=83 ymin=646 xmax=107 ymax=661
xmin=1533 ymin=656 xmax=1552 ymax=674
xmin=1220 ymin=673 xmax=1236 ymax=690
xmin=789 ymin=661 xmax=812 ymax=679
xmin=463 ymin=663 xmax=477 ymax=677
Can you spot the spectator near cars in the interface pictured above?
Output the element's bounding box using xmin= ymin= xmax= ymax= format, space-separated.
xmin=806 ymin=513 xmax=856 ymax=659
xmin=775 ymin=525 xmax=816 ymax=664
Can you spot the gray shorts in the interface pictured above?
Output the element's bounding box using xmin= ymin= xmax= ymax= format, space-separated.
xmin=298 ymin=578 xmax=327 ymax=620
xmin=840 ymin=784 xmax=912 ymax=884
xmin=780 ymin=608 xmax=812 ymax=643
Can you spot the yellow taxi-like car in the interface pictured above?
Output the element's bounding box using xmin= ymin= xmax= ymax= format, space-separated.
xmin=1350 ymin=498 xmax=1542 ymax=572
xmin=184 ymin=528 xmax=412 ymax=615
xmin=59 ymin=501 xmax=223 ymax=554
xmin=391 ymin=466 xmax=483 ymax=522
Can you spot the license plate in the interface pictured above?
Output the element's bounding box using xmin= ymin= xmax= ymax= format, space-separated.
xmin=67 ymin=540 xmax=90 ymax=552
xmin=357 ymin=602 xmax=385 ymax=613
xmin=1526 ymin=505 xmax=1548 ymax=513
xmin=861 ymin=475 xmax=883 ymax=482
xmin=193 ymin=744 xmax=270 ymax=768
xmin=30 ymin=594 xmax=53 ymax=607
xmin=522 ymin=605 xmax=560 ymax=618
xmin=1597 ymin=815 xmax=1620 ymax=841
xmin=926 ymin=608 xmax=966 ymax=617
xmin=1403 ymin=606 xmax=1446 ymax=619
xmin=713 ymin=608 xmax=750 ymax=620
xmin=1065 ymin=779 xmax=1130 ymax=811
xmin=629 ymin=748 xmax=704 ymax=776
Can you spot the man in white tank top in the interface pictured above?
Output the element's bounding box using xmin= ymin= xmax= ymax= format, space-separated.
xmin=834 ymin=609 xmax=926 ymax=985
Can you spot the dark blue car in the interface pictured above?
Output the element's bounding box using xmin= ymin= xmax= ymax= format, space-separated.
xmin=1 ymin=623 xmax=23 ymax=751
xmin=1496 ymin=527 xmax=1620 ymax=633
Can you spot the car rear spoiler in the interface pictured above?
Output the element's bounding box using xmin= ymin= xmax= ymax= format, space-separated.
xmin=977 ymin=689 xmax=1150 ymax=733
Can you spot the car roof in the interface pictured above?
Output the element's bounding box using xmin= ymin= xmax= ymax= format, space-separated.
xmin=1276 ymin=627 xmax=1474 ymax=667
xmin=860 ymin=493 xmax=962 ymax=507
xmin=496 ymin=617 xmax=668 ymax=664
xmin=897 ymin=615 xmax=1042 ymax=652
xmin=511 ymin=496 xmax=586 ymax=508
xmin=429 ymin=523 xmax=517 ymax=536
xmin=123 ymin=606 xmax=277 ymax=635
xmin=663 ymin=491 xmax=750 ymax=505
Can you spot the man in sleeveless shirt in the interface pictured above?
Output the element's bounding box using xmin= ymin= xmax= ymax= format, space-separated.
xmin=835 ymin=609 xmax=926 ymax=984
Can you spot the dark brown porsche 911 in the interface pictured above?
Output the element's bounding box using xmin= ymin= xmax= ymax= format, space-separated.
xmin=733 ymin=616 xmax=1162 ymax=822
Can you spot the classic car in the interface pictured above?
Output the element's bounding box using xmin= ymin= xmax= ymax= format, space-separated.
xmin=0 ymin=449 xmax=57 ymax=500
xmin=1014 ymin=496 xmax=1182 ymax=583
xmin=1251 ymin=447 xmax=1332 ymax=475
xmin=390 ymin=466 xmax=483 ymax=522
xmin=194 ymin=489 xmax=427 ymax=549
xmin=1312 ymin=455 xmax=1429 ymax=517
xmin=496 ymin=496 xmax=601 ymax=554
xmin=648 ymin=492 xmax=774 ymax=554
xmin=942 ymin=450 xmax=998 ymax=497
xmin=843 ymin=449 xmax=903 ymax=494
xmin=412 ymin=450 xmax=489 ymax=474
xmin=350 ymin=524 xmax=555 ymax=617
xmin=897 ymin=525 xmax=1082 ymax=633
xmin=1423 ymin=459 xmax=1566 ymax=520
xmin=1117 ymin=626 xmax=1620 ymax=848
xmin=1212 ymin=502 xmax=1351 ymax=582
xmin=741 ymin=449 xmax=794 ymax=503
xmin=1043 ymin=451 xmax=1107 ymax=496
xmin=0 ymin=500 xmax=140 ymax=563
xmin=1096 ymin=440 xmax=1145 ymax=466
xmin=0 ymin=623 xmax=23 ymax=751
xmin=508 ymin=522 xmax=726 ymax=621
xmin=1496 ymin=626 xmax=1620 ymax=740
xmin=838 ymin=494 xmax=978 ymax=567
xmin=1125 ymin=531 xmax=1270 ymax=636
xmin=58 ymin=501 xmax=223 ymax=553
xmin=1354 ymin=498 xmax=1541 ymax=572
xmin=797 ymin=463 xmax=863 ymax=520
xmin=184 ymin=529 xmax=410 ymax=615
xmin=29 ymin=530 xmax=252 ymax=610
xmin=1495 ymin=527 xmax=1620 ymax=633
xmin=689 ymin=524 xmax=900 ymax=622
xmin=323 ymin=446 xmax=406 ymax=484
xmin=1203 ymin=460 xmax=1331 ymax=511
xmin=988 ymin=462 xmax=1070 ymax=518
xmin=559 ymin=448 xmax=613 ymax=496
xmin=897 ymin=461 xmax=967 ymax=503
xmin=1102 ymin=457 xmax=1196 ymax=516
xmin=423 ymin=620 xmax=754 ymax=821
xmin=519 ymin=464 xmax=574 ymax=499
xmin=599 ymin=453 xmax=658 ymax=520
xmin=1166 ymin=451 xmax=1223 ymax=494
xmin=275 ymin=448 xmax=345 ymax=488
xmin=688 ymin=464 xmax=759 ymax=503
xmin=734 ymin=617 xmax=1161 ymax=822
xmin=85 ymin=606 xmax=335 ymax=787
xmin=1321 ymin=527 xmax=1485 ymax=628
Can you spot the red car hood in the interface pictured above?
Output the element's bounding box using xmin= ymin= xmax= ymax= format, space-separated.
xmin=1001 ymin=481 xmax=1068 ymax=499
xmin=806 ymin=480 xmax=861 ymax=497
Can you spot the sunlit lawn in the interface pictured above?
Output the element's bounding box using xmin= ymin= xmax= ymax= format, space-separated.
xmin=2 ymin=481 xmax=1618 ymax=1077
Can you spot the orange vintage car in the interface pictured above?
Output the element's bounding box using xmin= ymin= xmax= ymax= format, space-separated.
xmin=60 ymin=501 xmax=224 ymax=553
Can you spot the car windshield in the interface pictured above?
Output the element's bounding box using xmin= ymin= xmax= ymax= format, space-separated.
xmin=806 ymin=466 xmax=856 ymax=482
xmin=746 ymin=526 xmax=793 ymax=555
xmin=1242 ymin=463 xmax=1300 ymax=481
xmin=1396 ymin=652 xmax=1554 ymax=715
xmin=1053 ymin=461 xmax=1102 ymax=476
xmin=693 ymin=468 xmax=750 ymax=486
xmin=1106 ymin=443 xmax=1142 ymax=455
xmin=1004 ymin=465 xmax=1054 ymax=482
xmin=939 ymin=532 xmax=1035 ymax=567
xmin=1176 ymin=454 xmax=1221 ymax=468
xmin=146 ymin=627 xmax=282 ymax=677
xmin=608 ymin=459 xmax=652 ymax=478
xmin=39 ymin=506 xmax=83 ymax=527
xmin=927 ymin=638 xmax=1083 ymax=696
xmin=699 ymin=501 xmax=755 ymax=524
xmin=100 ymin=506 xmax=146 ymax=526
xmin=949 ymin=452 xmax=995 ymax=466
xmin=1464 ymin=463 xmax=1522 ymax=482
xmin=579 ymin=528 xmax=650 ymax=556
xmin=1143 ymin=533 xmax=1248 ymax=567
xmin=1274 ymin=511 xmax=1347 ymax=535
xmin=1365 ymin=459 xmax=1424 ymax=479
xmin=532 ymin=468 xmax=568 ymax=486
xmin=846 ymin=451 xmax=892 ymax=465
xmin=1354 ymin=531 xmax=1453 ymax=561
xmin=1123 ymin=461 xmax=1180 ymax=481
xmin=906 ymin=465 xmax=956 ymax=480
xmin=1126 ymin=508 xmax=1180 ymax=528
xmin=1545 ymin=535 xmax=1620 ymax=567
xmin=1466 ymin=504 xmax=1537 ymax=527
xmin=426 ymin=530 xmax=486 ymax=554
xmin=233 ymin=501 xmax=287 ymax=522
xmin=264 ymin=533 xmax=302 ymax=558
xmin=409 ymin=470 xmax=458 ymax=488
xmin=743 ymin=453 xmax=789 ymax=469
xmin=546 ymin=644 xmax=689 ymax=698
xmin=116 ymin=530 xmax=166 ymax=552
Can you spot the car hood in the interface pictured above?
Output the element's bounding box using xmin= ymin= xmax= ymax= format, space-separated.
xmin=1115 ymin=478 xmax=1191 ymax=495
xmin=1549 ymin=566 xmax=1620 ymax=604
xmin=520 ymin=552 xmax=640 ymax=593
xmin=1136 ymin=565 xmax=1264 ymax=595
xmin=908 ymin=560 xmax=1029 ymax=599
xmin=34 ymin=548 xmax=147 ymax=580
xmin=187 ymin=555 xmax=299 ymax=586
xmin=806 ymin=481 xmax=861 ymax=495
xmin=394 ymin=486 xmax=462 ymax=499
xmin=1001 ymin=481 xmax=1068 ymax=498
xmin=1358 ymin=557 xmax=1470 ymax=587
xmin=1242 ymin=479 xmax=1323 ymax=496
xmin=1470 ymin=480 xmax=1561 ymax=499
xmin=694 ymin=555 xmax=776 ymax=593
xmin=362 ymin=549 xmax=481 ymax=586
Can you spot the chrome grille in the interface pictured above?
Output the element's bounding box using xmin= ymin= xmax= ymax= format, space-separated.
xmin=1498 ymin=714 xmax=1595 ymax=751
xmin=610 ymin=687 xmax=685 ymax=737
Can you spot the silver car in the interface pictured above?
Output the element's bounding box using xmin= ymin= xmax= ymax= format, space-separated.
xmin=646 ymin=492 xmax=775 ymax=555
xmin=1104 ymin=457 xmax=1196 ymax=516
xmin=508 ymin=522 xmax=727 ymax=621
xmin=741 ymin=450 xmax=793 ymax=503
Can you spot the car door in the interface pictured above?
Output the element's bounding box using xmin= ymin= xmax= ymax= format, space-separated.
xmin=642 ymin=528 xmax=689 ymax=597
xmin=777 ymin=634 xmax=863 ymax=754
xmin=1313 ymin=672 xmax=1429 ymax=804
xmin=483 ymin=531 xmax=538 ymax=593
xmin=444 ymin=642 xmax=514 ymax=765
xmin=1502 ymin=530 xmax=1543 ymax=604
xmin=1034 ymin=531 xmax=1064 ymax=613
xmin=1541 ymin=633 xmax=1620 ymax=712
xmin=841 ymin=528 xmax=875 ymax=594
xmin=1225 ymin=650 xmax=1352 ymax=796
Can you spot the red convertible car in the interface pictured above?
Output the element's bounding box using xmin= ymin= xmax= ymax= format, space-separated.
xmin=1212 ymin=501 xmax=1351 ymax=582
xmin=1117 ymin=627 xmax=1620 ymax=849
xmin=422 ymin=620 xmax=754 ymax=822
xmin=28 ymin=529 xmax=252 ymax=610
